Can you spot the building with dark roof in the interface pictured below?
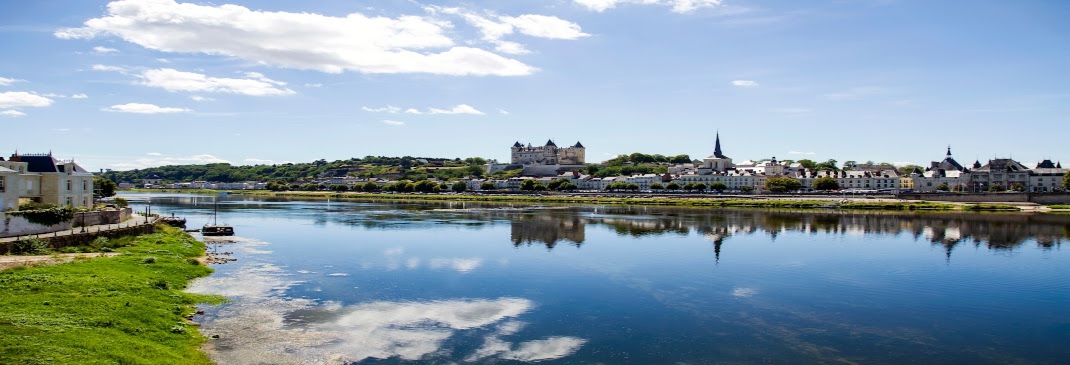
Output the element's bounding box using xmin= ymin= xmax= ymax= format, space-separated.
xmin=0 ymin=152 xmax=94 ymax=209
xmin=509 ymin=139 xmax=585 ymax=166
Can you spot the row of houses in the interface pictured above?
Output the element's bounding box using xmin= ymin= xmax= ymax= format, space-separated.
xmin=0 ymin=152 xmax=94 ymax=210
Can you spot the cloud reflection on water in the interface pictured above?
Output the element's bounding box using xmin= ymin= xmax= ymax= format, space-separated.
xmin=188 ymin=237 xmax=583 ymax=364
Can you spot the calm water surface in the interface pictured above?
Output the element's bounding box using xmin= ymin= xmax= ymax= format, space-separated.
xmin=123 ymin=193 xmax=1070 ymax=364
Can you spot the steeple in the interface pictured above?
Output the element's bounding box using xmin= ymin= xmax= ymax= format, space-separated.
xmin=946 ymin=145 xmax=952 ymax=157
xmin=713 ymin=131 xmax=726 ymax=158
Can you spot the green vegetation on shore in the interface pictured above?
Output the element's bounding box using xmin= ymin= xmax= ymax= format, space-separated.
xmin=0 ymin=225 xmax=223 ymax=365
xmin=227 ymin=190 xmax=985 ymax=210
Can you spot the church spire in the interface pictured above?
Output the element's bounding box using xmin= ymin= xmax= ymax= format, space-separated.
xmin=946 ymin=145 xmax=952 ymax=157
xmin=713 ymin=131 xmax=726 ymax=158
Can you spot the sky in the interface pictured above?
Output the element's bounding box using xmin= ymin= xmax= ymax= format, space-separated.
xmin=1 ymin=0 xmax=1068 ymax=172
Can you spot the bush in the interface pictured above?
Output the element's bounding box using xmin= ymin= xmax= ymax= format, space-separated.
xmin=11 ymin=238 xmax=53 ymax=255
xmin=142 ymin=257 xmax=157 ymax=264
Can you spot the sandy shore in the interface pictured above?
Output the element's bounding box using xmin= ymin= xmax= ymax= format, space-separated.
xmin=0 ymin=252 xmax=122 ymax=271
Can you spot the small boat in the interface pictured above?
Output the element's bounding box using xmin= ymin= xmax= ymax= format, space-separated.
xmin=202 ymin=198 xmax=234 ymax=236
xmin=160 ymin=213 xmax=187 ymax=228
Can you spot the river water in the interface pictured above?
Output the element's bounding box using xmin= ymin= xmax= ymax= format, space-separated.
xmin=122 ymin=193 xmax=1070 ymax=364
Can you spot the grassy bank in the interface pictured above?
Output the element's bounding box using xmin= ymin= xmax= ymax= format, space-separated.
xmin=0 ymin=225 xmax=223 ymax=365
xmin=230 ymin=190 xmax=982 ymax=210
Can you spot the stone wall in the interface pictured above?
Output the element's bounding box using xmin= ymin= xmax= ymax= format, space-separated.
xmin=0 ymin=222 xmax=155 ymax=254
xmin=0 ymin=207 xmax=133 ymax=238
xmin=1 ymin=213 xmax=73 ymax=237
xmin=898 ymin=193 xmax=1070 ymax=204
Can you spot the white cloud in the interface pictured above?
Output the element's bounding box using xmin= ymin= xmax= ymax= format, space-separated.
xmin=0 ymin=110 xmax=27 ymax=117
xmin=91 ymin=64 xmax=127 ymax=73
xmin=362 ymin=105 xmax=401 ymax=113
xmin=57 ymin=0 xmax=537 ymax=76
xmin=574 ymin=0 xmax=724 ymax=13
xmin=146 ymin=152 xmax=162 ymax=156
xmin=71 ymin=93 xmax=89 ymax=99
xmin=0 ymin=92 xmax=55 ymax=108
xmin=42 ymin=93 xmax=67 ymax=98
xmin=731 ymin=80 xmax=758 ymax=87
xmin=103 ymin=102 xmax=191 ymax=114
xmin=189 ymin=95 xmax=213 ymax=101
xmin=382 ymin=120 xmax=405 ymax=126
xmin=156 ymin=58 xmax=171 ymax=63
xmin=304 ymin=83 xmax=323 ymax=88
xmin=822 ymin=86 xmax=885 ymax=101
xmin=403 ymin=104 xmax=486 ymax=115
xmin=429 ymin=104 xmax=485 ymax=115
xmin=93 ymin=46 xmax=118 ymax=53
xmin=498 ymin=109 xmax=510 ymax=115
xmin=139 ymin=68 xmax=295 ymax=96
xmin=0 ymin=77 xmax=24 ymax=86
xmin=243 ymin=158 xmax=273 ymax=164
xmin=433 ymin=7 xmax=586 ymax=56
xmin=110 ymin=154 xmax=231 ymax=170
xmin=787 ymin=151 xmax=816 ymax=155
xmin=770 ymin=107 xmax=811 ymax=114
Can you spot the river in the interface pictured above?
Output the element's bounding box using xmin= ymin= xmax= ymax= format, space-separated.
xmin=121 ymin=193 xmax=1070 ymax=364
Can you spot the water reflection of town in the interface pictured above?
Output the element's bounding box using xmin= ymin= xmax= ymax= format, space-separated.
xmin=508 ymin=207 xmax=1069 ymax=260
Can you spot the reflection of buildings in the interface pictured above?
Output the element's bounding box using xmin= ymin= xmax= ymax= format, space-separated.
xmin=510 ymin=206 xmax=1069 ymax=264
xmin=511 ymin=214 xmax=585 ymax=248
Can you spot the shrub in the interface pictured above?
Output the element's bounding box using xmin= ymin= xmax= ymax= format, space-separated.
xmin=12 ymin=238 xmax=53 ymax=255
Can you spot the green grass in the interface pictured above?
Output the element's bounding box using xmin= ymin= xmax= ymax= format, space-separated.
xmin=0 ymin=225 xmax=223 ymax=365
xmin=1046 ymin=204 xmax=1070 ymax=210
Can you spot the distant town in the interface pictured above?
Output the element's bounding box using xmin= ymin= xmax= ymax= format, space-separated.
xmin=2 ymin=132 xmax=1069 ymax=213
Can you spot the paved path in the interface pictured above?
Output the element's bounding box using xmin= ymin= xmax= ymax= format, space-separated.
xmin=0 ymin=214 xmax=158 ymax=243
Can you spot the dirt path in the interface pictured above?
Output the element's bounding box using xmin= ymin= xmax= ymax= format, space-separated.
xmin=0 ymin=252 xmax=121 ymax=271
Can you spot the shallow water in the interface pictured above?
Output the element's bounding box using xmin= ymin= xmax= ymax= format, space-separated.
xmin=125 ymin=193 xmax=1070 ymax=364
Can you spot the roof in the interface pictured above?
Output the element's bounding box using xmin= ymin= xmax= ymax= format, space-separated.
xmin=1037 ymin=159 xmax=1056 ymax=169
xmin=14 ymin=154 xmax=59 ymax=173
xmin=513 ymin=141 xmax=523 ymax=148
xmin=0 ymin=166 xmax=16 ymax=174
xmin=545 ymin=139 xmax=557 ymax=147
xmin=573 ymin=141 xmax=584 ymax=148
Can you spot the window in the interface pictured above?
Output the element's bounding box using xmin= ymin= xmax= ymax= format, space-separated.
xmin=0 ymin=177 xmax=4 ymax=192
xmin=67 ymin=179 xmax=72 ymax=191
xmin=83 ymin=180 xmax=88 ymax=191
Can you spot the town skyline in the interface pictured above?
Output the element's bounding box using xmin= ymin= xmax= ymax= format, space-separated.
xmin=2 ymin=0 xmax=1067 ymax=172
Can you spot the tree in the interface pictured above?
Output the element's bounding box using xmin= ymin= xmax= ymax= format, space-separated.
xmin=815 ymin=159 xmax=839 ymax=171
xmin=330 ymin=184 xmax=349 ymax=192
xmin=413 ymin=180 xmax=440 ymax=193
xmin=740 ymin=186 xmax=755 ymax=193
xmin=93 ymin=176 xmax=117 ymax=198
xmin=682 ymin=183 xmax=696 ymax=191
xmin=1064 ymin=171 xmax=1070 ymax=190
xmin=465 ymin=165 xmax=485 ymax=178
xmin=988 ymin=184 xmax=1005 ymax=192
xmin=480 ymin=181 xmax=496 ymax=190
xmin=519 ymin=179 xmax=544 ymax=191
xmin=692 ymin=182 xmax=708 ymax=192
xmin=547 ymin=178 xmax=572 ymax=191
xmin=669 ymin=154 xmax=692 ymax=164
xmin=666 ymin=182 xmax=681 ymax=190
xmin=812 ymin=176 xmax=840 ymax=191
xmin=936 ymin=182 xmax=950 ymax=191
xmin=765 ymin=177 xmax=802 ymax=193
xmin=709 ymin=182 xmax=728 ymax=192
xmin=650 ymin=183 xmax=664 ymax=190
xmin=898 ymin=165 xmax=924 ymax=175
xmin=451 ymin=181 xmax=467 ymax=193
xmin=361 ymin=182 xmax=380 ymax=192
xmin=1010 ymin=183 xmax=1026 ymax=192
xmin=843 ymin=161 xmax=858 ymax=169
xmin=797 ymin=159 xmax=818 ymax=170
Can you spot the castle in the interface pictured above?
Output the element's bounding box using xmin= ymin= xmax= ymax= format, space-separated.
xmin=511 ymin=140 xmax=586 ymax=165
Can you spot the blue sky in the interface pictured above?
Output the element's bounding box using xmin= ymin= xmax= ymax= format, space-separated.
xmin=2 ymin=0 xmax=1067 ymax=171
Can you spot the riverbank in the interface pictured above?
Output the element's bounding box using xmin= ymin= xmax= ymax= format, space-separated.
xmin=221 ymin=190 xmax=1033 ymax=211
xmin=0 ymin=225 xmax=224 ymax=364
